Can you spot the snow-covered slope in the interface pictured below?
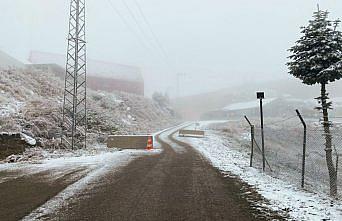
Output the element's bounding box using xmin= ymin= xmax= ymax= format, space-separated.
xmin=173 ymin=78 xmax=342 ymax=120
xmin=0 ymin=69 xmax=177 ymax=148
xmin=223 ymin=98 xmax=276 ymax=111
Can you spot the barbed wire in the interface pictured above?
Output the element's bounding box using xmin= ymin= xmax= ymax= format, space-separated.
xmin=251 ymin=115 xmax=299 ymax=128
xmin=241 ymin=113 xmax=342 ymax=194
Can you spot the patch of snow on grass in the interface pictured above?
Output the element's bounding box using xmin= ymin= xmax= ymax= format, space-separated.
xmin=0 ymin=100 xmax=24 ymax=117
xmin=20 ymin=133 xmax=36 ymax=146
xmin=241 ymin=132 xmax=251 ymax=141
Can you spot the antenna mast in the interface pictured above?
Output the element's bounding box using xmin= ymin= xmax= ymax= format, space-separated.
xmin=62 ymin=0 xmax=87 ymax=149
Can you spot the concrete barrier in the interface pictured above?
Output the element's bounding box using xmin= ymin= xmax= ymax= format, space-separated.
xmin=107 ymin=135 xmax=152 ymax=149
xmin=178 ymin=129 xmax=205 ymax=138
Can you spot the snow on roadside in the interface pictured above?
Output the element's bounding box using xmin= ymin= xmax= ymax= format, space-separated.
xmin=0 ymin=132 xmax=36 ymax=147
xmin=20 ymin=133 xmax=36 ymax=146
xmin=175 ymin=129 xmax=342 ymax=221
xmin=0 ymin=123 xmax=177 ymax=179
xmin=156 ymin=122 xmax=192 ymax=153
xmin=21 ymin=148 xmax=161 ymax=220
xmin=223 ymin=98 xmax=276 ymax=111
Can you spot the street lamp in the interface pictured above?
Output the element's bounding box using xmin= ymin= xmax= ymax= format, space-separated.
xmin=257 ymin=91 xmax=265 ymax=172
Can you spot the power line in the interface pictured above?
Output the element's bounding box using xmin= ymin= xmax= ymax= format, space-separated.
xmin=105 ymin=0 xmax=151 ymax=53
xmin=132 ymin=0 xmax=169 ymax=60
xmin=105 ymin=0 xmax=173 ymax=70
xmin=120 ymin=0 xmax=158 ymax=53
xmin=120 ymin=0 xmax=173 ymax=69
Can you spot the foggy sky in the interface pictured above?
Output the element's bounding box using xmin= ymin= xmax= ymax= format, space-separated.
xmin=0 ymin=0 xmax=341 ymax=97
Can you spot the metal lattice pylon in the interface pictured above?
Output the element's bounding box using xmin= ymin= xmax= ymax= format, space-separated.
xmin=61 ymin=0 xmax=87 ymax=149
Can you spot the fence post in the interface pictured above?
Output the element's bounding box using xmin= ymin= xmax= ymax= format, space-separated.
xmin=332 ymin=144 xmax=340 ymax=196
xmin=244 ymin=116 xmax=254 ymax=167
xmin=251 ymin=125 xmax=255 ymax=167
xmin=296 ymin=109 xmax=307 ymax=188
xmin=336 ymin=155 xmax=339 ymax=180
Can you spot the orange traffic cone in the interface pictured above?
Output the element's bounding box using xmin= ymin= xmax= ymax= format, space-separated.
xmin=146 ymin=136 xmax=153 ymax=150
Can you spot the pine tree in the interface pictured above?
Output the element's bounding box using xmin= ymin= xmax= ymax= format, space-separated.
xmin=287 ymin=7 xmax=342 ymax=197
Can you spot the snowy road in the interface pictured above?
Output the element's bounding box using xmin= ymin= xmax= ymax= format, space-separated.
xmin=0 ymin=149 xmax=159 ymax=221
xmin=0 ymin=125 xmax=284 ymax=221
xmin=36 ymin=126 xmax=283 ymax=220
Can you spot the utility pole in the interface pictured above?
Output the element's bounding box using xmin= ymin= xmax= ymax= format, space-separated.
xmin=177 ymin=73 xmax=186 ymax=98
xmin=61 ymin=0 xmax=87 ymax=149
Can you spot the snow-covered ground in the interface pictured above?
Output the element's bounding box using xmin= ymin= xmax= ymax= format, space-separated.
xmin=156 ymin=123 xmax=191 ymax=153
xmin=0 ymin=99 xmax=24 ymax=117
xmin=0 ymin=148 xmax=160 ymax=220
xmin=223 ymin=98 xmax=276 ymax=111
xmin=0 ymin=125 xmax=177 ymax=220
xmin=176 ymin=121 xmax=342 ymax=221
xmin=0 ymin=69 xmax=177 ymax=149
xmin=222 ymin=96 xmax=342 ymax=112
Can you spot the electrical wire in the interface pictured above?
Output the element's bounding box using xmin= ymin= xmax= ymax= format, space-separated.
xmin=120 ymin=0 xmax=162 ymax=56
xmin=106 ymin=0 xmax=173 ymax=70
xmin=132 ymin=0 xmax=169 ymax=60
xmin=121 ymin=0 xmax=173 ymax=70
xmin=105 ymin=0 xmax=152 ymax=53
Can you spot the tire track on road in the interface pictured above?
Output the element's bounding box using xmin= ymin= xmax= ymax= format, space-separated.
xmin=49 ymin=126 xmax=283 ymax=220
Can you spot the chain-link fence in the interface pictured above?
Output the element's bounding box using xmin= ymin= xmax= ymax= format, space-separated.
xmin=248 ymin=117 xmax=341 ymax=197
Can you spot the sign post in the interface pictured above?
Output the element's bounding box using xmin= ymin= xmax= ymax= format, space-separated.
xmin=257 ymin=92 xmax=266 ymax=172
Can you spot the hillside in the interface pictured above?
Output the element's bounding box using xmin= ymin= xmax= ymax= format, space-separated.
xmin=0 ymin=68 xmax=177 ymax=148
xmin=0 ymin=50 xmax=24 ymax=69
xmin=172 ymin=78 xmax=342 ymax=119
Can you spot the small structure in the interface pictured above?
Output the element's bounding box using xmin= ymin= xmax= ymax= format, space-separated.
xmin=107 ymin=135 xmax=153 ymax=149
xmin=178 ymin=129 xmax=205 ymax=138
xmin=28 ymin=51 xmax=145 ymax=95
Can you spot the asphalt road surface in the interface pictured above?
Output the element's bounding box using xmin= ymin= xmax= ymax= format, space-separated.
xmin=0 ymin=167 xmax=89 ymax=221
xmin=53 ymin=128 xmax=283 ymax=221
xmin=0 ymin=127 xmax=284 ymax=221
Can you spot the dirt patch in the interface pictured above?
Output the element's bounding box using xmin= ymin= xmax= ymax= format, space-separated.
xmin=0 ymin=133 xmax=27 ymax=160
